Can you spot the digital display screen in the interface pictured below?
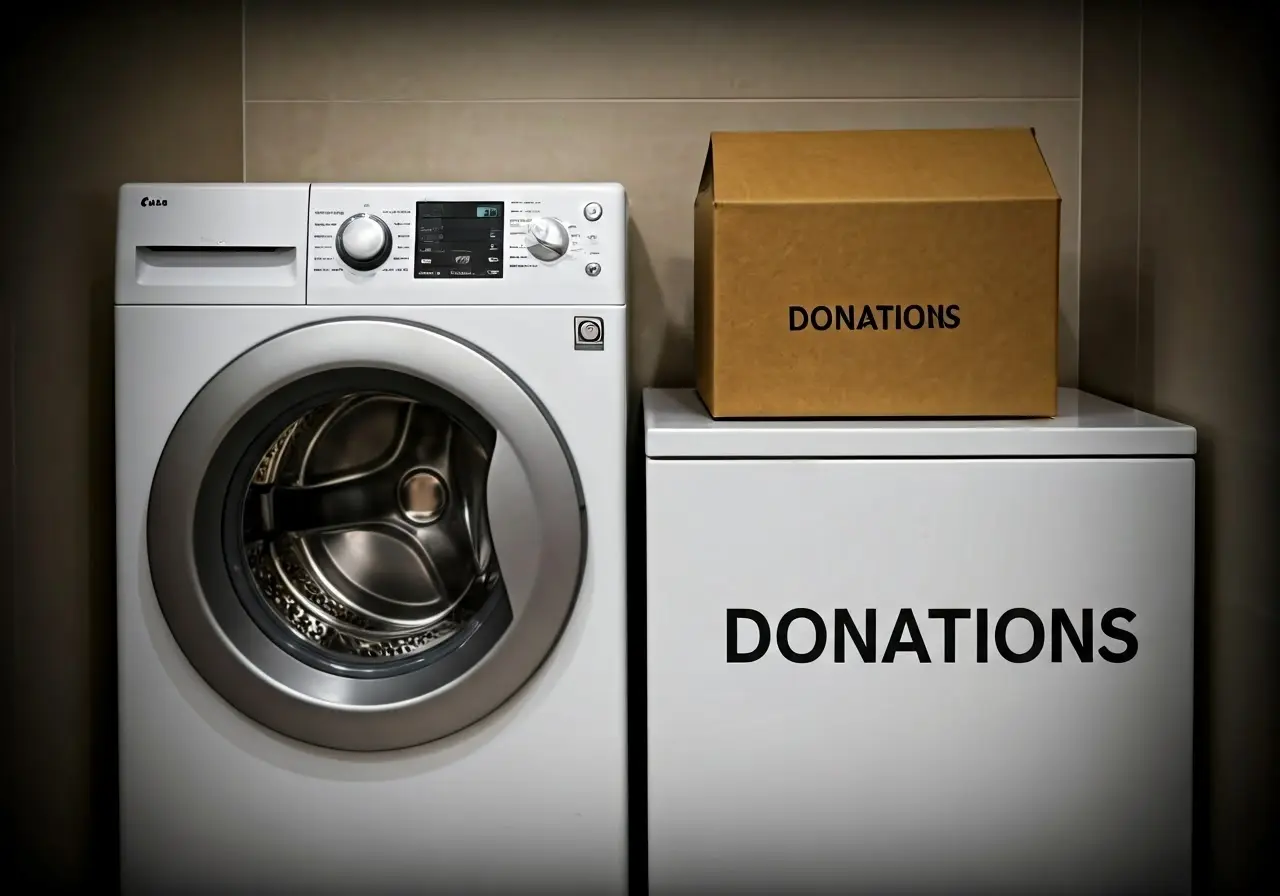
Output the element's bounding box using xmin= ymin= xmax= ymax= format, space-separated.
xmin=414 ymin=201 xmax=505 ymax=279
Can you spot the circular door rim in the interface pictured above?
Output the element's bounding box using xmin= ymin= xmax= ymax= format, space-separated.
xmin=147 ymin=317 xmax=586 ymax=752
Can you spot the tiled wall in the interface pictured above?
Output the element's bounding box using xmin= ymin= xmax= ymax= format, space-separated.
xmin=242 ymin=0 xmax=1085 ymax=389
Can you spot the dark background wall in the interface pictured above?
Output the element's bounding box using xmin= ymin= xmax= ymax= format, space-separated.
xmin=0 ymin=4 xmax=245 ymax=884
xmin=3 ymin=1 xmax=1275 ymax=891
xmin=1078 ymin=4 xmax=1278 ymax=891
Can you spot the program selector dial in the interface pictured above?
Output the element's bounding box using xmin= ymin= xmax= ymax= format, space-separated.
xmin=336 ymin=213 xmax=393 ymax=271
xmin=524 ymin=217 xmax=571 ymax=263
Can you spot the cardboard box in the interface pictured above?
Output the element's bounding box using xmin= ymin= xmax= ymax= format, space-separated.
xmin=693 ymin=128 xmax=1061 ymax=418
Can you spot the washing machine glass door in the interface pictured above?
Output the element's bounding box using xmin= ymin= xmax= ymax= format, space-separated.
xmin=146 ymin=319 xmax=586 ymax=752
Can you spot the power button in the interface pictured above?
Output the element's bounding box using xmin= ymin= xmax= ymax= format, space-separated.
xmin=583 ymin=202 xmax=603 ymax=222
xmin=574 ymin=315 xmax=604 ymax=351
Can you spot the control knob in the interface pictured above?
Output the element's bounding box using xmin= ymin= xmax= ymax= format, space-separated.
xmin=524 ymin=217 xmax=571 ymax=263
xmin=336 ymin=213 xmax=393 ymax=272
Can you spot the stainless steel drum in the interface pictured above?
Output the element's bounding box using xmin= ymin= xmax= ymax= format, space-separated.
xmin=242 ymin=392 xmax=499 ymax=664
xmin=147 ymin=319 xmax=587 ymax=751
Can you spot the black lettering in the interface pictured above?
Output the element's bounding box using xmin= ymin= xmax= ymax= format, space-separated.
xmin=727 ymin=609 xmax=770 ymax=662
xmin=140 ymin=196 xmax=149 ymax=207
xmin=995 ymin=608 xmax=1046 ymax=663
xmin=945 ymin=304 xmax=961 ymax=328
xmin=834 ymin=608 xmax=876 ymax=663
xmin=927 ymin=608 xmax=971 ymax=662
xmin=926 ymin=304 xmax=945 ymax=328
xmin=894 ymin=304 xmax=903 ymax=329
xmin=876 ymin=304 xmax=894 ymax=330
xmin=1051 ymin=608 xmax=1093 ymax=662
xmin=777 ymin=608 xmax=827 ymax=664
xmin=789 ymin=306 xmax=809 ymax=331
xmin=1099 ymin=608 xmax=1139 ymax=663
xmin=882 ymin=609 xmax=931 ymax=663
xmin=835 ymin=305 xmax=857 ymax=330
xmin=903 ymin=304 xmax=925 ymax=330
xmin=976 ymin=608 xmax=989 ymax=662
xmin=810 ymin=306 xmax=833 ymax=331
xmin=857 ymin=305 xmax=878 ymax=330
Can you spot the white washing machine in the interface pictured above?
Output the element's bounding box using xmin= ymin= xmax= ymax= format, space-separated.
xmin=643 ymin=388 xmax=1196 ymax=895
xmin=115 ymin=183 xmax=628 ymax=894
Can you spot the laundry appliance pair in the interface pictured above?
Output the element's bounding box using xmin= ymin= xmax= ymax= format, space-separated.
xmin=116 ymin=180 xmax=1196 ymax=896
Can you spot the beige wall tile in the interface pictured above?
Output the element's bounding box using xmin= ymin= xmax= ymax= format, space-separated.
xmin=247 ymin=99 xmax=1081 ymax=386
xmin=245 ymin=1 xmax=1082 ymax=101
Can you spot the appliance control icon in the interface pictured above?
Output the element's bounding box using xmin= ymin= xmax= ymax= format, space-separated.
xmin=574 ymin=316 xmax=604 ymax=351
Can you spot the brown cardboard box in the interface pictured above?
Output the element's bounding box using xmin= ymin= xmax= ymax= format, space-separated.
xmin=693 ymin=128 xmax=1061 ymax=418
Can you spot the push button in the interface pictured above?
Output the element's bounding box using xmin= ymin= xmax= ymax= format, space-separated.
xmin=585 ymin=262 xmax=601 ymax=277
xmin=574 ymin=315 xmax=605 ymax=351
xmin=583 ymin=202 xmax=603 ymax=222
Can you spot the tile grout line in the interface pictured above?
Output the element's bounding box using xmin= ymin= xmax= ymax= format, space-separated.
xmin=1075 ymin=0 xmax=1084 ymax=387
xmin=5 ymin=277 xmax=12 ymax=621
xmin=239 ymin=96 xmax=1084 ymax=105
xmin=1132 ymin=0 xmax=1144 ymax=405
xmin=241 ymin=0 xmax=248 ymax=183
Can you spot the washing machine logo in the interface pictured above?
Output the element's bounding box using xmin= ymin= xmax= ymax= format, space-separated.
xmin=140 ymin=196 xmax=169 ymax=208
xmin=726 ymin=607 xmax=1139 ymax=665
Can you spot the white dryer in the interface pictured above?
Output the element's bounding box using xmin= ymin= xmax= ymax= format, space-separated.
xmin=114 ymin=183 xmax=628 ymax=894
xmin=642 ymin=388 xmax=1196 ymax=895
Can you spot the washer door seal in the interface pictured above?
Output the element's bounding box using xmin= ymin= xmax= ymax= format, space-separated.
xmin=147 ymin=318 xmax=587 ymax=752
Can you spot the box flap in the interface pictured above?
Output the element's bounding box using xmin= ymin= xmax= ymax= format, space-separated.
xmin=643 ymin=389 xmax=1197 ymax=459
xmin=697 ymin=136 xmax=715 ymax=197
xmin=706 ymin=128 xmax=1061 ymax=204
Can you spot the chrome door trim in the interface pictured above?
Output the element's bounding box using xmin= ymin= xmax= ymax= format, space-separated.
xmin=147 ymin=318 xmax=586 ymax=751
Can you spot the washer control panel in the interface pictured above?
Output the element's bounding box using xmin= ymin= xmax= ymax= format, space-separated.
xmin=414 ymin=201 xmax=506 ymax=279
xmin=307 ymin=184 xmax=625 ymax=306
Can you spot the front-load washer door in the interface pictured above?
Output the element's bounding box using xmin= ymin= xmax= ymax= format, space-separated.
xmin=146 ymin=318 xmax=586 ymax=752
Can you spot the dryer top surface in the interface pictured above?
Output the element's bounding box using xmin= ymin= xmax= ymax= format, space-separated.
xmin=643 ymin=388 xmax=1197 ymax=459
